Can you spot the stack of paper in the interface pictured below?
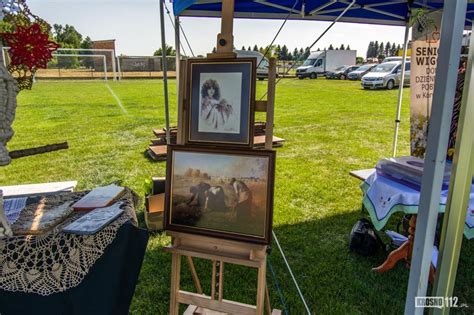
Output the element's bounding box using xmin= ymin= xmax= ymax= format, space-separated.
xmin=376 ymin=156 xmax=452 ymax=190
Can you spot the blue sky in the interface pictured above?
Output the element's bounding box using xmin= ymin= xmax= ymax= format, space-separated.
xmin=30 ymin=0 xmax=406 ymax=57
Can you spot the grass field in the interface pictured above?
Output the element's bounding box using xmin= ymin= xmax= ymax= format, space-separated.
xmin=2 ymin=78 xmax=472 ymax=314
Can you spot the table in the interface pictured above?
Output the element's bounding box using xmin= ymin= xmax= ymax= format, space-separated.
xmin=350 ymin=169 xmax=474 ymax=279
xmin=359 ymin=171 xmax=474 ymax=239
xmin=0 ymin=189 xmax=149 ymax=315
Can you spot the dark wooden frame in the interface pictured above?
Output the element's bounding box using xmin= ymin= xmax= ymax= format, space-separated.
xmin=164 ymin=145 xmax=275 ymax=244
xmin=184 ymin=58 xmax=256 ymax=147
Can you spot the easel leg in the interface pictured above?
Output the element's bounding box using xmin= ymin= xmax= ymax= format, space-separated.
xmin=187 ymin=256 xmax=203 ymax=294
xmin=265 ymin=281 xmax=272 ymax=315
xmin=170 ymin=253 xmax=182 ymax=315
xmin=256 ymin=257 xmax=267 ymax=315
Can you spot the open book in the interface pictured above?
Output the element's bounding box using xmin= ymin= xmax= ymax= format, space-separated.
xmin=72 ymin=184 xmax=125 ymax=211
xmin=63 ymin=202 xmax=124 ymax=235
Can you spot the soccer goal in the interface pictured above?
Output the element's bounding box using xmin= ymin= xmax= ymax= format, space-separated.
xmin=2 ymin=47 xmax=118 ymax=81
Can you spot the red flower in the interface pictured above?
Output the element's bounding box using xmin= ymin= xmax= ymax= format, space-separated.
xmin=2 ymin=23 xmax=59 ymax=70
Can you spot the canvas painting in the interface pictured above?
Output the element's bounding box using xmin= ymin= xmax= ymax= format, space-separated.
xmin=165 ymin=146 xmax=275 ymax=244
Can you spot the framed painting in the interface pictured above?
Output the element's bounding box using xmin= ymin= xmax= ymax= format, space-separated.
xmin=164 ymin=145 xmax=275 ymax=244
xmin=185 ymin=58 xmax=256 ymax=147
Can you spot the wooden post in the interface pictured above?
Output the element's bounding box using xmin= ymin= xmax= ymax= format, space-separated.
xmin=187 ymin=256 xmax=203 ymax=294
xmin=211 ymin=260 xmax=217 ymax=299
xmin=265 ymin=58 xmax=277 ymax=150
xmin=265 ymin=281 xmax=272 ymax=315
xmin=177 ymin=59 xmax=187 ymax=145
xmin=207 ymin=0 xmax=236 ymax=59
xmin=256 ymin=256 xmax=267 ymax=314
xmin=218 ymin=0 xmax=234 ymax=53
xmin=170 ymin=253 xmax=182 ymax=315
xmin=218 ymin=261 xmax=224 ymax=301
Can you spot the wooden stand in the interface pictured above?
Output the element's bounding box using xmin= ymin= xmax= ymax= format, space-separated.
xmin=207 ymin=0 xmax=236 ymax=59
xmin=165 ymin=231 xmax=279 ymax=315
xmin=167 ymin=2 xmax=280 ymax=313
xmin=168 ymin=57 xmax=278 ymax=314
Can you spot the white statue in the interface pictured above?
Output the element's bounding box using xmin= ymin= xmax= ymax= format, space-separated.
xmin=0 ymin=64 xmax=18 ymax=237
xmin=0 ymin=63 xmax=19 ymax=166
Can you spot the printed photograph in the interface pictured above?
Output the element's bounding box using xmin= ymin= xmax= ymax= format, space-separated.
xmin=199 ymin=72 xmax=242 ymax=134
xmin=166 ymin=147 xmax=275 ymax=243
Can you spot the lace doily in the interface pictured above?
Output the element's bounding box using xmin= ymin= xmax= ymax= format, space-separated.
xmin=0 ymin=189 xmax=138 ymax=296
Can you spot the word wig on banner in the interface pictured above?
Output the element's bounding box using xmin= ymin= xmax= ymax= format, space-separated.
xmin=410 ymin=9 xmax=442 ymax=158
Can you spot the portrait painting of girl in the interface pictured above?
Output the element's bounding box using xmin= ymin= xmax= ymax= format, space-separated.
xmin=187 ymin=59 xmax=255 ymax=146
xmin=198 ymin=73 xmax=242 ymax=134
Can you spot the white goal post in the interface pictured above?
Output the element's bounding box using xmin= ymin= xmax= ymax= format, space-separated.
xmin=1 ymin=47 xmax=118 ymax=81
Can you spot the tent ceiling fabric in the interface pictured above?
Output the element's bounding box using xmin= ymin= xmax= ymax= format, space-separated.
xmin=173 ymin=0 xmax=474 ymax=28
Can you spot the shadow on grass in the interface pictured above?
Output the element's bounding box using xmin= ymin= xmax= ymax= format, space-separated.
xmin=131 ymin=210 xmax=473 ymax=315
xmin=268 ymin=211 xmax=473 ymax=315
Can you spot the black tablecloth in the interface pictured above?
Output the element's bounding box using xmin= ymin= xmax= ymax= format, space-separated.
xmin=0 ymin=222 xmax=149 ymax=315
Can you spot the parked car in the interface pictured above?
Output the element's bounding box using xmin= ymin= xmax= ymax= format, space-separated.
xmin=235 ymin=50 xmax=269 ymax=80
xmin=382 ymin=56 xmax=404 ymax=63
xmin=296 ymin=50 xmax=356 ymax=79
xmin=347 ymin=64 xmax=378 ymax=80
xmin=325 ymin=65 xmax=359 ymax=80
xmin=361 ymin=61 xmax=411 ymax=90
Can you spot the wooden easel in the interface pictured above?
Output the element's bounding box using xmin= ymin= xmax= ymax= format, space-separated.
xmin=168 ymin=2 xmax=279 ymax=314
xmin=165 ymin=231 xmax=275 ymax=315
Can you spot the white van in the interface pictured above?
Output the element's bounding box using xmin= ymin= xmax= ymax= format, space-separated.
xmin=296 ymin=50 xmax=356 ymax=79
xmin=235 ymin=50 xmax=269 ymax=80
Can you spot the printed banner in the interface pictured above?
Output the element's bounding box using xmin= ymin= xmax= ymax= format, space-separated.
xmin=410 ymin=10 xmax=442 ymax=158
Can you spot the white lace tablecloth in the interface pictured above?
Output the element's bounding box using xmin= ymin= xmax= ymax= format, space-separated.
xmin=0 ymin=189 xmax=137 ymax=296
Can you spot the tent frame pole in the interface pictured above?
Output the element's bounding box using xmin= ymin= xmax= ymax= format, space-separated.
xmin=404 ymin=2 xmax=467 ymax=314
xmin=159 ymin=0 xmax=171 ymax=144
xmin=432 ymin=22 xmax=474 ymax=315
xmin=392 ymin=21 xmax=410 ymax=157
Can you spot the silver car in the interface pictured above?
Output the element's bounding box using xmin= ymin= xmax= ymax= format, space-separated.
xmin=361 ymin=61 xmax=410 ymax=90
xmin=347 ymin=64 xmax=378 ymax=80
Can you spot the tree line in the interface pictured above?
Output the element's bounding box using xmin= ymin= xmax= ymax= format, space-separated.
xmin=155 ymin=43 xmax=353 ymax=61
xmin=366 ymin=41 xmax=402 ymax=59
xmin=235 ymin=44 xmax=352 ymax=61
xmin=49 ymin=24 xmax=94 ymax=69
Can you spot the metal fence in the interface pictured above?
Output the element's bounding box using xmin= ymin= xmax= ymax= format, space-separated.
xmin=1 ymin=47 xmax=301 ymax=80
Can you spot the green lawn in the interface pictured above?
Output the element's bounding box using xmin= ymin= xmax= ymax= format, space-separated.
xmin=2 ymin=78 xmax=472 ymax=314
